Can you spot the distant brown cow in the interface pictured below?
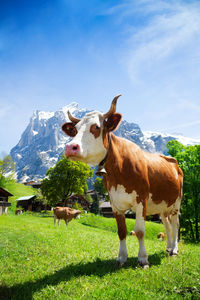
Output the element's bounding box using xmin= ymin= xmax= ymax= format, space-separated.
xmin=53 ymin=207 xmax=82 ymax=227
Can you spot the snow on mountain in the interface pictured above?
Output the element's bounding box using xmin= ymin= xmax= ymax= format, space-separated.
xmin=10 ymin=103 xmax=200 ymax=182
xmin=10 ymin=102 xmax=88 ymax=182
xmin=143 ymin=131 xmax=200 ymax=150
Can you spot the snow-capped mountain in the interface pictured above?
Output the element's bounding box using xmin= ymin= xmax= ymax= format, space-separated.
xmin=10 ymin=103 xmax=200 ymax=181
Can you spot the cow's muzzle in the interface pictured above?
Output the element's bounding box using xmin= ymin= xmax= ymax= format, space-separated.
xmin=65 ymin=144 xmax=80 ymax=158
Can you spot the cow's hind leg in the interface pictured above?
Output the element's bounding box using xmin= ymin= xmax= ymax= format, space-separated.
xmin=135 ymin=203 xmax=149 ymax=267
xmin=170 ymin=213 xmax=179 ymax=256
xmin=161 ymin=214 xmax=172 ymax=252
xmin=114 ymin=213 xmax=128 ymax=265
xmin=54 ymin=216 xmax=57 ymax=226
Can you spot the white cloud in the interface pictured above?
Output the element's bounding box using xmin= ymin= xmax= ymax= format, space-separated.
xmin=177 ymin=99 xmax=200 ymax=113
xmin=167 ymin=119 xmax=200 ymax=130
xmin=118 ymin=1 xmax=200 ymax=84
xmin=0 ymin=104 xmax=13 ymax=118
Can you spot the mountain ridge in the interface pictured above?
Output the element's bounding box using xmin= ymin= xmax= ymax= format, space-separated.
xmin=10 ymin=102 xmax=200 ymax=182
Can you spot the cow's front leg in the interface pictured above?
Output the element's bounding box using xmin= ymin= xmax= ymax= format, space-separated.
xmin=114 ymin=213 xmax=128 ymax=265
xmin=135 ymin=202 xmax=149 ymax=267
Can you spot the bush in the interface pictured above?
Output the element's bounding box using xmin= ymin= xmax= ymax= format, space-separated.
xmin=8 ymin=201 xmax=17 ymax=215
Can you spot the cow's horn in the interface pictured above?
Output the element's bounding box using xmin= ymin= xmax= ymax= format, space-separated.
xmin=103 ymin=94 xmax=121 ymax=119
xmin=68 ymin=111 xmax=80 ymax=124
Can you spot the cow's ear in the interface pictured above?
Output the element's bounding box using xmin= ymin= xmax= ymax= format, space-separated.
xmin=62 ymin=122 xmax=77 ymax=137
xmin=104 ymin=113 xmax=122 ymax=132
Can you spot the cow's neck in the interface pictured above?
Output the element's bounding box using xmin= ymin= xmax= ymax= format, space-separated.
xmin=104 ymin=133 xmax=121 ymax=173
xmin=95 ymin=134 xmax=112 ymax=176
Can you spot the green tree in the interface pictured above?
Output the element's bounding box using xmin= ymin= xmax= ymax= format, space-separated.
xmin=0 ymin=155 xmax=16 ymax=187
xmin=167 ymin=140 xmax=200 ymax=241
xmin=0 ymin=155 xmax=16 ymax=177
xmin=93 ymin=177 xmax=106 ymax=196
xmin=41 ymin=156 xmax=93 ymax=207
xmin=90 ymin=193 xmax=99 ymax=215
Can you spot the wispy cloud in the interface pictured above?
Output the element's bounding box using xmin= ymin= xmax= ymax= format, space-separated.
xmin=167 ymin=119 xmax=200 ymax=130
xmin=0 ymin=104 xmax=13 ymax=118
xmin=177 ymin=99 xmax=200 ymax=113
xmin=116 ymin=0 xmax=200 ymax=85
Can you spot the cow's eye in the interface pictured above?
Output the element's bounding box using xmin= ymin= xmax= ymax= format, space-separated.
xmin=95 ymin=125 xmax=100 ymax=130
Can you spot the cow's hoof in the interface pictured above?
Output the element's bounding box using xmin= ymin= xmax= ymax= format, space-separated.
xmin=116 ymin=261 xmax=125 ymax=268
xmin=143 ymin=264 xmax=150 ymax=270
xmin=138 ymin=258 xmax=150 ymax=269
xmin=170 ymin=251 xmax=178 ymax=257
xmin=117 ymin=256 xmax=128 ymax=267
xmin=166 ymin=248 xmax=172 ymax=253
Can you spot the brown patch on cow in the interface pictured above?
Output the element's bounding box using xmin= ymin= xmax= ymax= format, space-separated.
xmin=103 ymin=134 xmax=150 ymax=210
xmin=102 ymin=134 xmax=183 ymax=213
xmin=102 ymin=129 xmax=110 ymax=149
xmin=114 ymin=213 xmax=127 ymax=240
xmin=62 ymin=122 xmax=78 ymax=137
xmin=135 ymin=230 xmax=144 ymax=240
xmin=90 ymin=124 xmax=101 ymax=139
xmin=141 ymin=152 xmax=183 ymax=208
xmin=172 ymin=209 xmax=178 ymax=216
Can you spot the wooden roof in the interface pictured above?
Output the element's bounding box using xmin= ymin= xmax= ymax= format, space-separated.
xmin=16 ymin=195 xmax=36 ymax=201
xmin=99 ymin=201 xmax=112 ymax=209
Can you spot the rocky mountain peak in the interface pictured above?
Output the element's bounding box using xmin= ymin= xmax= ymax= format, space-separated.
xmin=10 ymin=103 xmax=200 ymax=182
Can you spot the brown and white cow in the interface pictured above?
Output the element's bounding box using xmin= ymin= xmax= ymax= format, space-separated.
xmin=62 ymin=95 xmax=183 ymax=267
xmin=53 ymin=207 xmax=82 ymax=227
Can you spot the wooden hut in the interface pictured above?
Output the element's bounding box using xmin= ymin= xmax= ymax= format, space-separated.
xmin=16 ymin=195 xmax=37 ymax=211
xmin=16 ymin=195 xmax=50 ymax=212
xmin=23 ymin=181 xmax=41 ymax=189
xmin=99 ymin=201 xmax=113 ymax=217
xmin=65 ymin=194 xmax=90 ymax=210
xmin=0 ymin=187 xmax=12 ymax=215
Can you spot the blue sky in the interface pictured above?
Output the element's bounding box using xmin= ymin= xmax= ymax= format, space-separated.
xmin=1 ymin=0 xmax=200 ymax=153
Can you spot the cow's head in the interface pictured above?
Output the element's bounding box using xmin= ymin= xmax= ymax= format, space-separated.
xmin=62 ymin=95 xmax=122 ymax=166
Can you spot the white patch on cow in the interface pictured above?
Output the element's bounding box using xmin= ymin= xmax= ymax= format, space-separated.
xmin=67 ymin=111 xmax=107 ymax=166
xmin=146 ymin=194 xmax=181 ymax=216
xmin=109 ymin=185 xmax=138 ymax=214
xmin=118 ymin=239 xmax=128 ymax=264
xmin=135 ymin=202 xmax=145 ymax=233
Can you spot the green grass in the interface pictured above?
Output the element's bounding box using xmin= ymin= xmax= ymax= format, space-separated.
xmin=78 ymin=214 xmax=165 ymax=239
xmin=0 ymin=214 xmax=200 ymax=300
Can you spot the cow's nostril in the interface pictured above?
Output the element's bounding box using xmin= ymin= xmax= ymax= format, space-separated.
xmin=73 ymin=146 xmax=78 ymax=151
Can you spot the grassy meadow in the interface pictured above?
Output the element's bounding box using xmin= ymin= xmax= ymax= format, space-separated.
xmin=0 ymin=214 xmax=200 ymax=300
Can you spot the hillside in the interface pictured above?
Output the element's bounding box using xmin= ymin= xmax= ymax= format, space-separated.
xmin=2 ymin=180 xmax=36 ymax=202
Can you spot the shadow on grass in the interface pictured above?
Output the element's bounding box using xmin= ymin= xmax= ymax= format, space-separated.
xmin=0 ymin=251 xmax=166 ymax=300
